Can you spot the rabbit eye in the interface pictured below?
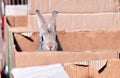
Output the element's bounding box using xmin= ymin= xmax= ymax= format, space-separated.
xmin=41 ymin=36 xmax=44 ymax=41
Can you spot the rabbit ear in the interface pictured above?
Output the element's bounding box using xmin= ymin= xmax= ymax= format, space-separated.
xmin=47 ymin=11 xmax=58 ymax=32
xmin=35 ymin=10 xmax=47 ymax=34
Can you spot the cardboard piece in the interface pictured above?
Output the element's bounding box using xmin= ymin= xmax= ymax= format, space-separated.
xmin=6 ymin=16 xmax=27 ymax=27
xmin=27 ymin=13 xmax=120 ymax=32
xmin=5 ymin=0 xmax=120 ymax=15
xmin=99 ymin=60 xmax=120 ymax=78
xmin=13 ymin=32 xmax=39 ymax=51
xmin=64 ymin=64 xmax=89 ymax=78
xmin=12 ymin=30 xmax=120 ymax=51
xmin=6 ymin=13 xmax=120 ymax=31
xmin=88 ymin=59 xmax=120 ymax=78
xmin=28 ymin=0 xmax=119 ymax=14
xmin=13 ymin=51 xmax=118 ymax=68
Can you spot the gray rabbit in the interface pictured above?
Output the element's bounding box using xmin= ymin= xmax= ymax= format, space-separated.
xmin=35 ymin=10 xmax=58 ymax=51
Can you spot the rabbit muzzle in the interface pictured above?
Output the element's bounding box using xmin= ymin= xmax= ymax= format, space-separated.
xmin=42 ymin=42 xmax=58 ymax=51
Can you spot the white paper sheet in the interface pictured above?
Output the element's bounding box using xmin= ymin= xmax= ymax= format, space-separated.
xmin=11 ymin=64 xmax=69 ymax=78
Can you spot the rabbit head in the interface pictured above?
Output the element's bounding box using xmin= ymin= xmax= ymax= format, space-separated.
xmin=35 ymin=10 xmax=58 ymax=51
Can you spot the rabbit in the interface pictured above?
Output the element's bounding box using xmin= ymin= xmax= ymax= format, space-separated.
xmin=35 ymin=10 xmax=59 ymax=51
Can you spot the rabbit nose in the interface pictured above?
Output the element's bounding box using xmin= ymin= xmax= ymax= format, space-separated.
xmin=48 ymin=45 xmax=53 ymax=49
